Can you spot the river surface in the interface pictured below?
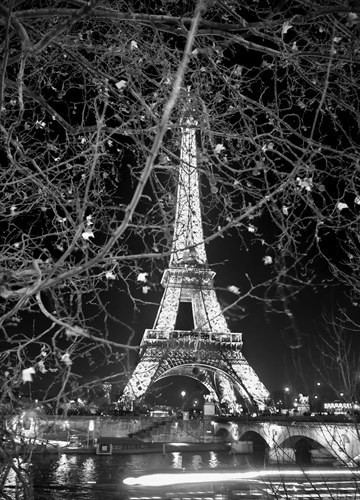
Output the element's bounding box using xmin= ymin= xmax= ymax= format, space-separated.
xmin=6 ymin=450 xmax=360 ymax=499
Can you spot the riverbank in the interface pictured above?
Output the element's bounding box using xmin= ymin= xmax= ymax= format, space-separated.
xmin=30 ymin=438 xmax=230 ymax=456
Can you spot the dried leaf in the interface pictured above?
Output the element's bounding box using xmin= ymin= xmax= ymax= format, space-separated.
xmin=282 ymin=21 xmax=292 ymax=35
xmin=61 ymin=353 xmax=72 ymax=366
xmin=22 ymin=367 xmax=36 ymax=383
xmin=214 ymin=144 xmax=225 ymax=154
xmin=115 ymin=80 xmax=127 ymax=90
xmin=263 ymin=255 xmax=273 ymax=265
xmin=82 ymin=230 xmax=94 ymax=240
xmin=337 ymin=202 xmax=349 ymax=211
xmin=137 ymin=272 xmax=148 ymax=283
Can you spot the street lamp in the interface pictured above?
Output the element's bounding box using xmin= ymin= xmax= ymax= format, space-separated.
xmin=181 ymin=391 xmax=186 ymax=407
xmin=87 ymin=420 xmax=94 ymax=449
xmin=284 ymin=387 xmax=290 ymax=409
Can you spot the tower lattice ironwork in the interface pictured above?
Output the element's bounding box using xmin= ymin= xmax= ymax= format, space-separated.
xmin=120 ymin=120 xmax=270 ymax=412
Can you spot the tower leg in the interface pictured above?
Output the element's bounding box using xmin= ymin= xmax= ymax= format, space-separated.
xmin=119 ymin=357 xmax=160 ymax=410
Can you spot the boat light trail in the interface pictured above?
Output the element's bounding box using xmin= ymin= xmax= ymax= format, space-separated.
xmin=123 ymin=468 xmax=360 ymax=488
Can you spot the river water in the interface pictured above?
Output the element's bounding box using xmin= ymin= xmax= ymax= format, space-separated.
xmin=6 ymin=450 xmax=360 ymax=499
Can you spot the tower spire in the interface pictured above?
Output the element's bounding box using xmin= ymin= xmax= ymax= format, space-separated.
xmin=170 ymin=118 xmax=207 ymax=267
xmin=120 ymin=116 xmax=270 ymax=413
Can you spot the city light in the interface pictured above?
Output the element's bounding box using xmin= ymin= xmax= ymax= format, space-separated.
xmin=181 ymin=390 xmax=186 ymax=405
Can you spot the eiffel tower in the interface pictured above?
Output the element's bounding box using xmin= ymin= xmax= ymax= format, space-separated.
xmin=120 ymin=119 xmax=270 ymax=413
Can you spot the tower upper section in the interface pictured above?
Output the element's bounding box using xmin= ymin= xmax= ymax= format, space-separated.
xmin=169 ymin=119 xmax=207 ymax=267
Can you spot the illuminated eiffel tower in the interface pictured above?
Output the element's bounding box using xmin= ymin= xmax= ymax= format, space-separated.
xmin=120 ymin=119 xmax=270 ymax=412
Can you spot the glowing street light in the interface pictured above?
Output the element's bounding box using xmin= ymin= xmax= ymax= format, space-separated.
xmin=284 ymin=387 xmax=290 ymax=409
xmin=181 ymin=391 xmax=186 ymax=407
xmin=87 ymin=420 xmax=95 ymax=448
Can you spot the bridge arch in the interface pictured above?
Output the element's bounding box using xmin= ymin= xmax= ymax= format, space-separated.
xmin=280 ymin=435 xmax=323 ymax=449
xmin=214 ymin=426 xmax=231 ymax=441
xmin=280 ymin=430 xmax=339 ymax=459
xmin=240 ymin=430 xmax=268 ymax=458
xmin=280 ymin=435 xmax=333 ymax=465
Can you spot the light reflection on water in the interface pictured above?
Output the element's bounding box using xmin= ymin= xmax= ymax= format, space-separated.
xmin=209 ymin=450 xmax=220 ymax=468
xmin=20 ymin=451 xmax=360 ymax=500
xmin=79 ymin=457 xmax=97 ymax=484
xmin=171 ymin=451 xmax=183 ymax=469
xmin=27 ymin=450 xmax=258 ymax=499
xmin=54 ymin=454 xmax=78 ymax=484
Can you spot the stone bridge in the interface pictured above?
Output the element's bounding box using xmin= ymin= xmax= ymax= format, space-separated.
xmin=212 ymin=418 xmax=360 ymax=463
xmin=9 ymin=413 xmax=360 ymax=464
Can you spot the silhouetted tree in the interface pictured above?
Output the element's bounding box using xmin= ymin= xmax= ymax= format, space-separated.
xmin=1 ymin=1 xmax=360 ymax=495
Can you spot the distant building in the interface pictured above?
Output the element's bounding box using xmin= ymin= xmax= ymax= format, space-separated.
xmin=324 ymin=401 xmax=359 ymax=415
